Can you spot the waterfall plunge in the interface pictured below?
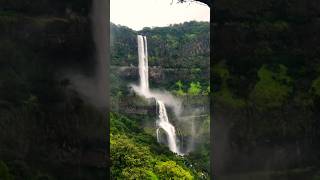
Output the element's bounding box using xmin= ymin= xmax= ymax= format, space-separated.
xmin=156 ymin=100 xmax=179 ymax=153
xmin=135 ymin=35 xmax=181 ymax=155
xmin=138 ymin=35 xmax=149 ymax=94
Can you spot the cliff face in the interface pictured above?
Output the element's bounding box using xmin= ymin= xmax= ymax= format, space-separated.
xmin=112 ymin=66 xmax=209 ymax=84
xmin=213 ymin=0 xmax=320 ymax=177
xmin=110 ymin=22 xmax=210 ymax=91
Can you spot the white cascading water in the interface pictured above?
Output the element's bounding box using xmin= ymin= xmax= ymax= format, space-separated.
xmin=136 ymin=35 xmax=181 ymax=154
xmin=137 ymin=35 xmax=149 ymax=94
xmin=156 ymin=100 xmax=179 ymax=153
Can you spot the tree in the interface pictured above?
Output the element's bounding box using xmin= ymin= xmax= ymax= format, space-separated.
xmin=174 ymin=80 xmax=186 ymax=96
xmin=110 ymin=134 xmax=155 ymax=178
xmin=155 ymin=161 xmax=193 ymax=180
xmin=188 ymin=82 xmax=202 ymax=96
xmin=121 ymin=167 xmax=158 ymax=180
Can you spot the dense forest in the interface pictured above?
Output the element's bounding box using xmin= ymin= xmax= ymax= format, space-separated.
xmin=110 ymin=21 xmax=210 ymax=94
xmin=110 ymin=21 xmax=210 ymax=179
xmin=213 ymin=0 xmax=320 ymax=179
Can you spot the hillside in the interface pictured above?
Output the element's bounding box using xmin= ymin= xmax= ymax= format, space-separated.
xmin=110 ymin=112 xmax=205 ymax=179
xmin=110 ymin=21 xmax=210 ymax=96
xmin=110 ymin=21 xmax=210 ymax=179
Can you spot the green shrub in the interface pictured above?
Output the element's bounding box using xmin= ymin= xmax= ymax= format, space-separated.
xmin=154 ymin=161 xmax=193 ymax=180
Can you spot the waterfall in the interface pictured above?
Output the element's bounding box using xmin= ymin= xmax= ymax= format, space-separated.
xmin=137 ymin=35 xmax=149 ymax=94
xmin=156 ymin=100 xmax=179 ymax=153
xmin=135 ymin=35 xmax=181 ymax=155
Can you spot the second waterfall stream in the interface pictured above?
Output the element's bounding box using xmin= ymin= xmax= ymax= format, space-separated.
xmin=133 ymin=35 xmax=181 ymax=155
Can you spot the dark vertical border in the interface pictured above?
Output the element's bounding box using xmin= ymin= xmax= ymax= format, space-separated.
xmin=106 ymin=0 xmax=110 ymax=178
xmin=92 ymin=0 xmax=110 ymax=179
xmin=106 ymin=0 xmax=110 ymax=179
xmin=210 ymin=1 xmax=215 ymax=179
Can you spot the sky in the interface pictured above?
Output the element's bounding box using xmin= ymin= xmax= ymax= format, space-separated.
xmin=110 ymin=0 xmax=210 ymax=31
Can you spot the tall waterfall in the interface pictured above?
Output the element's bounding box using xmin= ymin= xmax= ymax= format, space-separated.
xmin=136 ymin=35 xmax=180 ymax=155
xmin=137 ymin=35 xmax=149 ymax=94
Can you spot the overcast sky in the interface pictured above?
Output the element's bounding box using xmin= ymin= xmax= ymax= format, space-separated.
xmin=110 ymin=0 xmax=210 ymax=31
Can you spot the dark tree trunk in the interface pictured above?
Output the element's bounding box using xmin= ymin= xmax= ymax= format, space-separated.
xmin=196 ymin=0 xmax=212 ymax=7
xmin=179 ymin=0 xmax=212 ymax=7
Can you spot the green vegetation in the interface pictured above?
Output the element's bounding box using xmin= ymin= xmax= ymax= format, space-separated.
xmin=250 ymin=64 xmax=292 ymax=109
xmin=110 ymin=113 xmax=203 ymax=179
xmin=188 ymin=82 xmax=202 ymax=96
xmin=155 ymin=161 xmax=193 ymax=180
xmin=110 ymin=21 xmax=210 ymax=179
xmin=174 ymin=80 xmax=187 ymax=96
xmin=110 ymin=21 xmax=210 ymax=92
xmin=0 ymin=0 xmax=107 ymax=179
xmin=213 ymin=0 xmax=320 ymax=177
xmin=173 ymin=80 xmax=209 ymax=96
